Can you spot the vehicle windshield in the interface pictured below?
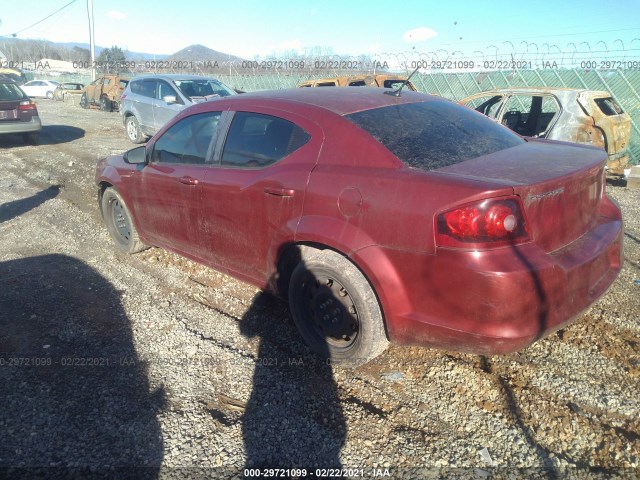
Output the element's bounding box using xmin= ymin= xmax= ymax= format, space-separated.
xmin=173 ymin=79 xmax=235 ymax=99
xmin=0 ymin=82 xmax=26 ymax=101
xmin=346 ymin=100 xmax=524 ymax=171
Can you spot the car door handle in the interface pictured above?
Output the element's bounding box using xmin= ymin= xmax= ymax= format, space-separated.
xmin=179 ymin=176 xmax=199 ymax=185
xmin=264 ymin=186 xmax=295 ymax=197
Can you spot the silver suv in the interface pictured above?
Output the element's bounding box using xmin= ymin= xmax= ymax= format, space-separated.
xmin=120 ymin=74 xmax=236 ymax=143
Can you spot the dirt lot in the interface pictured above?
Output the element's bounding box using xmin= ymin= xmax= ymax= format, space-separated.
xmin=0 ymin=99 xmax=639 ymax=479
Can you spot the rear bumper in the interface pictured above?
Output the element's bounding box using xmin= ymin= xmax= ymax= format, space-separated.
xmin=356 ymin=204 xmax=623 ymax=355
xmin=0 ymin=116 xmax=42 ymax=135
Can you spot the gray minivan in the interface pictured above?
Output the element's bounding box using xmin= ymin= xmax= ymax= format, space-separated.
xmin=120 ymin=74 xmax=236 ymax=143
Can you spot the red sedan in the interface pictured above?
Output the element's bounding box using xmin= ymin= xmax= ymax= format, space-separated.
xmin=96 ymin=88 xmax=623 ymax=366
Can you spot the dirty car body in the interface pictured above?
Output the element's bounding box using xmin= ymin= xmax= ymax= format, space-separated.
xmin=460 ymin=88 xmax=631 ymax=177
xmin=96 ymin=88 xmax=623 ymax=365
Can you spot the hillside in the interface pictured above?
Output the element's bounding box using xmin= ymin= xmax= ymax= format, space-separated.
xmin=167 ymin=44 xmax=244 ymax=63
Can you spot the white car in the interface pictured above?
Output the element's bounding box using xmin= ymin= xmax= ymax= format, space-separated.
xmin=20 ymin=80 xmax=60 ymax=99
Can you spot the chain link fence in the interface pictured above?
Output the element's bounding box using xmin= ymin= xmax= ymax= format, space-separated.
xmin=27 ymin=40 xmax=640 ymax=163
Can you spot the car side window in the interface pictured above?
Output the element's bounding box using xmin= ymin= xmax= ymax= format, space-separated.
xmin=136 ymin=80 xmax=156 ymax=98
xmin=220 ymin=112 xmax=310 ymax=168
xmin=151 ymin=112 xmax=221 ymax=165
xmin=502 ymin=95 xmax=559 ymax=137
xmin=464 ymin=95 xmax=503 ymax=118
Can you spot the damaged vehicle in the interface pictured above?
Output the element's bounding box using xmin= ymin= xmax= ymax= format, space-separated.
xmin=120 ymin=74 xmax=236 ymax=143
xmin=53 ymin=82 xmax=85 ymax=101
xmin=298 ymin=74 xmax=417 ymax=91
xmin=80 ymin=75 xmax=129 ymax=112
xmin=460 ymin=88 xmax=631 ymax=177
xmin=96 ymin=88 xmax=622 ymax=366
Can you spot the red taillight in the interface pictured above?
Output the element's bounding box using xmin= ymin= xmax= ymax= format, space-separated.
xmin=18 ymin=100 xmax=37 ymax=111
xmin=436 ymin=197 xmax=529 ymax=249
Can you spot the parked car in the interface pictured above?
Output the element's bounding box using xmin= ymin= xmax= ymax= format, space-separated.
xmin=460 ymin=88 xmax=631 ymax=177
xmin=20 ymin=79 xmax=60 ymax=99
xmin=0 ymin=67 xmax=28 ymax=84
xmin=298 ymin=74 xmax=417 ymax=91
xmin=120 ymin=74 xmax=236 ymax=144
xmin=53 ymin=82 xmax=85 ymax=101
xmin=80 ymin=75 xmax=129 ymax=112
xmin=0 ymin=78 xmax=42 ymax=144
xmin=96 ymin=88 xmax=622 ymax=366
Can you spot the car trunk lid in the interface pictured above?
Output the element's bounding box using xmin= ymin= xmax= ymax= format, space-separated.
xmin=577 ymin=92 xmax=631 ymax=156
xmin=437 ymin=139 xmax=607 ymax=253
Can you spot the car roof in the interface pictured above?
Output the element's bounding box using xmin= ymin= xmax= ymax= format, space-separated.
xmin=130 ymin=74 xmax=223 ymax=81
xmin=214 ymin=87 xmax=435 ymax=116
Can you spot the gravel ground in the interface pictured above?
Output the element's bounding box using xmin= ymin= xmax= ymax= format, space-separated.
xmin=0 ymin=99 xmax=638 ymax=479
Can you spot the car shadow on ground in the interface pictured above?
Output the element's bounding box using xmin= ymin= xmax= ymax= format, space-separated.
xmin=0 ymin=125 xmax=84 ymax=148
xmin=0 ymin=254 xmax=165 ymax=479
xmin=0 ymin=185 xmax=61 ymax=224
xmin=239 ymin=253 xmax=347 ymax=474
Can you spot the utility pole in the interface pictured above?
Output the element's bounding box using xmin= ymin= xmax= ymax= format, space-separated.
xmin=87 ymin=0 xmax=95 ymax=81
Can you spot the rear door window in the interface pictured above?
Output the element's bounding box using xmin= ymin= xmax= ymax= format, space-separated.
xmin=501 ymin=95 xmax=559 ymax=137
xmin=346 ymin=100 xmax=523 ymax=171
xmin=220 ymin=112 xmax=310 ymax=168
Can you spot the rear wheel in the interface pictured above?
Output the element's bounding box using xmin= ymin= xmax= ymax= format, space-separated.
xmin=101 ymin=188 xmax=148 ymax=254
xmin=100 ymin=95 xmax=112 ymax=112
xmin=289 ymin=250 xmax=389 ymax=367
xmin=80 ymin=93 xmax=88 ymax=109
xmin=125 ymin=116 xmax=145 ymax=144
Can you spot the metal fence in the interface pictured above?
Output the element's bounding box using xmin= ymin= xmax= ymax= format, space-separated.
xmin=30 ymin=39 xmax=640 ymax=164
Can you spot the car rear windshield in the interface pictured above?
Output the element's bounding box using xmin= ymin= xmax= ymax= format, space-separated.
xmin=346 ymin=100 xmax=524 ymax=170
xmin=0 ymin=82 xmax=26 ymax=101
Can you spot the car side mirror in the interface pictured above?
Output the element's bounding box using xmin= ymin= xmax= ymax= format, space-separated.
xmin=123 ymin=146 xmax=147 ymax=165
xmin=163 ymin=95 xmax=177 ymax=104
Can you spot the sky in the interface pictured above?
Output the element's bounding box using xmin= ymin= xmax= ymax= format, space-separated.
xmin=1 ymin=0 xmax=639 ymax=61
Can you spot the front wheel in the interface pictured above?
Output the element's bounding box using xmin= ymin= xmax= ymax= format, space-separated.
xmin=80 ymin=93 xmax=88 ymax=109
xmin=101 ymin=188 xmax=148 ymax=254
xmin=289 ymin=250 xmax=389 ymax=367
xmin=46 ymin=90 xmax=53 ymax=99
xmin=125 ymin=116 xmax=145 ymax=144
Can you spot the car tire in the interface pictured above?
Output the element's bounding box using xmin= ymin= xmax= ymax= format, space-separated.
xmin=101 ymin=187 xmax=148 ymax=254
xmin=100 ymin=95 xmax=112 ymax=112
xmin=46 ymin=91 xmax=53 ymax=99
xmin=125 ymin=116 xmax=145 ymax=144
xmin=80 ymin=93 xmax=88 ymax=109
xmin=288 ymin=249 xmax=389 ymax=367
xmin=23 ymin=132 xmax=39 ymax=145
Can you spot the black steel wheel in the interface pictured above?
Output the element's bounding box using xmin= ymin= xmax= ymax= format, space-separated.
xmin=289 ymin=250 xmax=388 ymax=367
xmin=101 ymin=188 xmax=147 ymax=254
